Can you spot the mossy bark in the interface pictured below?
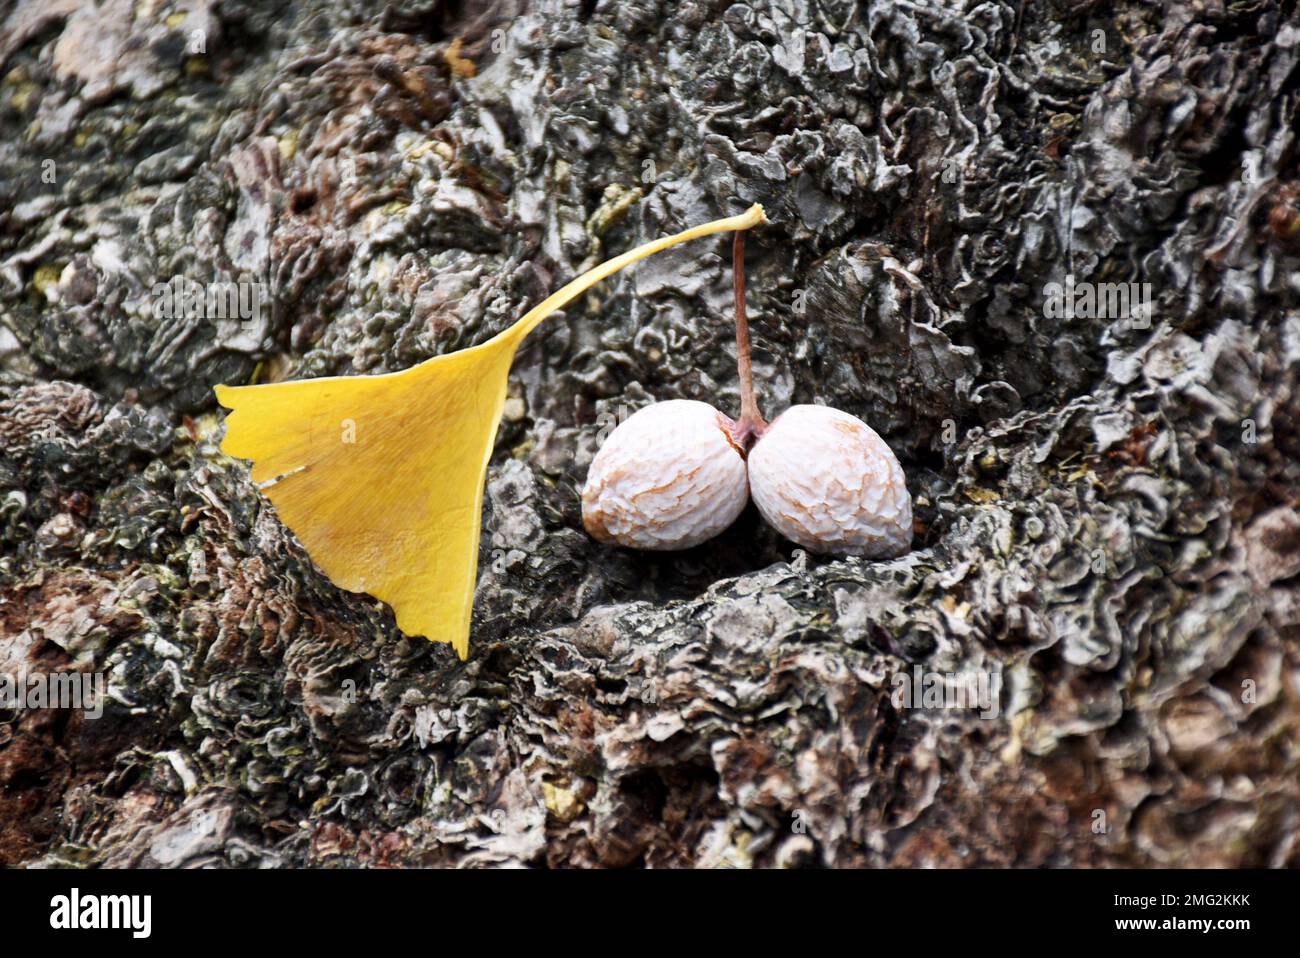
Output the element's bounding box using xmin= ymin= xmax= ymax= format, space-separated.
xmin=1 ymin=0 xmax=1297 ymax=866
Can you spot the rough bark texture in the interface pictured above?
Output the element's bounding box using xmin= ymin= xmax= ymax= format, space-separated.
xmin=1 ymin=0 xmax=1298 ymax=867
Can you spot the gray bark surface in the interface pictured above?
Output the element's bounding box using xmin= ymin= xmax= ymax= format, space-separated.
xmin=0 ymin=0 xmax=1297 ymax=866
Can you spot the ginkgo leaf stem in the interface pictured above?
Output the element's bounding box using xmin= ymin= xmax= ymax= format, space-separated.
xmin=505 ymin=203 xmax=768 ymax=344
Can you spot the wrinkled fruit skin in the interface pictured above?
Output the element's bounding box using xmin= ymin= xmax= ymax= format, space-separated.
xmin=748 ymin=405 xmax=912 ymax=557
xmin=582 ymin=399 xmax=749 ymax=550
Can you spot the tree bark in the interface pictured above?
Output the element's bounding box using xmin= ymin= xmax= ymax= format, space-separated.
xmin=1 ymin=0 xmax=1297 ymax=867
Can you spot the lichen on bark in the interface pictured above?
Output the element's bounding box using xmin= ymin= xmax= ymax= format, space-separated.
xmin=1 ymin=0 xmax=1298 ymax=867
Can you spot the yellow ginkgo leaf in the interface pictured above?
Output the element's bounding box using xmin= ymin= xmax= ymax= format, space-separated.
xmin=216 ymin=203 xmax=767 ymax=659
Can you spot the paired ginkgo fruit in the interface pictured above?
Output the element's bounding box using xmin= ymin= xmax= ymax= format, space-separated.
xmin=583 ymin=234 xmax=912 ymax=558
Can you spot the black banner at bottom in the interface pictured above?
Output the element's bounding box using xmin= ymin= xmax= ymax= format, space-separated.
xmin=0 ymin=867 xmax=1284 ymax=946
